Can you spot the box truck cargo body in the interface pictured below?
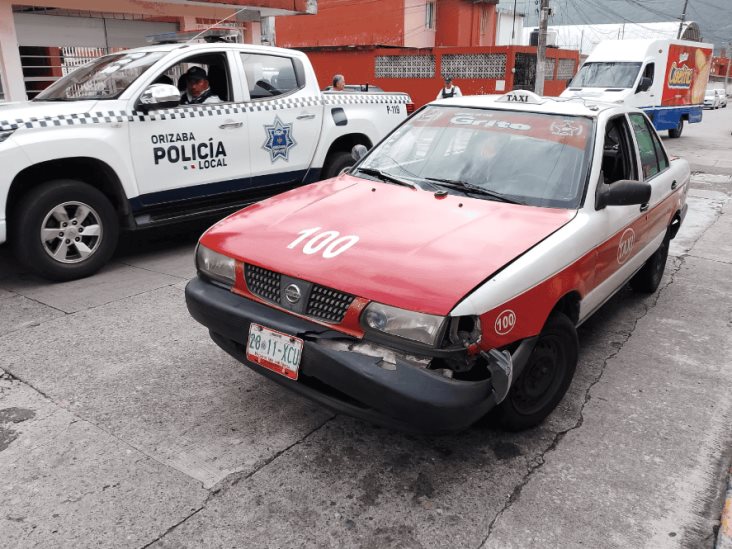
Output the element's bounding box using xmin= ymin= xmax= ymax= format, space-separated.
xmin=561 ymin=39 xmax=713 ymax=137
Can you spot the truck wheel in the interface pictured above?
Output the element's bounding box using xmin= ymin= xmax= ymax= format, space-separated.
xmin=630 ymin=234 xmax=669 ymax=294
xmin=321 ymin=151 xmax=355 ymax=180
xmin=668 ymin=120 xmax=684 ymax=138
xmin=495 ymin=312 xmax=578 ymax=432
xmin=12 ymin=179 xmax=119 ymax=281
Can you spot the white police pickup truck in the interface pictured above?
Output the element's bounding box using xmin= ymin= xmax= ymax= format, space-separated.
xmin=0 ymin=43 xmax=412 ymax=280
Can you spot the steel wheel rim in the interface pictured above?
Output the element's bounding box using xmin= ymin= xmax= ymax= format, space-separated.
xmin=510 ymin=335 xmax=565 ymax=415
xmin=40 ymin=201 xmax=103 ymax=264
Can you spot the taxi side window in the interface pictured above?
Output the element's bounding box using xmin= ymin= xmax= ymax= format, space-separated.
xmin=240 ymin=53 xmax=301 ymax=99
xmin=629 ymin=113 xmax=666 ymax=179
xmin=602 ymin=116 xmax=637 ymax=184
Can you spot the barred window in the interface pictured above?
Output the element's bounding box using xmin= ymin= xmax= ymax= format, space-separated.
xmin=557 ymin=59 xmax=577 ymax=81
xmin=441 ymin=54 xmax=507 ymax=79
xmin=375 ymin=55 xmax=435 ymax=79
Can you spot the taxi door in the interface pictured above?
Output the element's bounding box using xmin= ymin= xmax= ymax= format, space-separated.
xmin=238 ymin=51 xmax=322 ymax=190
xmin=128 ymin=50 xmax=251 ymax=208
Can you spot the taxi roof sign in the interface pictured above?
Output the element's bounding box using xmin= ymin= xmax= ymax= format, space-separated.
xmin=496 ymin=90 xmax=546 ymax=105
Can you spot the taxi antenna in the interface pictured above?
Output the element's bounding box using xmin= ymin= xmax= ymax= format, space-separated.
xmin=186 ymin=7 xmax=248 ymax=43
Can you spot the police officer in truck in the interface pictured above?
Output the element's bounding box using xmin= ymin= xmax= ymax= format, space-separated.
xmin=437 ymin=76 xmax=462 ymax=100
xmin=180 ymin=66 xmax=221 ymax=105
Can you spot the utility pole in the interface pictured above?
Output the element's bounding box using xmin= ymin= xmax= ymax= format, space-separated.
xmin=677 ymin=0 xmax=689 ymax=39
xmin=535 ymin=0 xmax=550 ymax=95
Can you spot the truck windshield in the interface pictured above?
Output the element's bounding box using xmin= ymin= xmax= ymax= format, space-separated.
xmin=569 ymin=62 xmax=641 ymax=89
xmin=357 ymin=106 xmax=594 ymax=209
xmin=34 ymin=52 xmax=166 ymax=101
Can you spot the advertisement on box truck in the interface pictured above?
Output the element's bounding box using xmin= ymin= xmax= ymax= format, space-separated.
xmin=561 ymin=39 xmax=713 ymax=138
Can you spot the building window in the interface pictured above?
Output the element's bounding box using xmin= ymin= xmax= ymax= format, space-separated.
xmin=425 ymin=1 xmax=436 ymax=30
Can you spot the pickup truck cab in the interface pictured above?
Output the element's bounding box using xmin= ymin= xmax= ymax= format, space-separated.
xmin=186 ymin=90 xmax=689 ymax=434
xmin=0 ymin=42 xmax=411 ymax=280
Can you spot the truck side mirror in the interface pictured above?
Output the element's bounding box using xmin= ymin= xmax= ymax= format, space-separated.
xmin=636 ymin=77 xmax=652 ymax=94
xmin=139 ymin=84 xmax=181 ymax=111
xmin=596 ymin=179 xmax=652 ymax=210
xmin=352 ymin=144 xmax=369 ymax=162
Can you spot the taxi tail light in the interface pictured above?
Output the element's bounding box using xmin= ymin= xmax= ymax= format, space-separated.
xmin=406 ymin=102 xmax=415 ymax=114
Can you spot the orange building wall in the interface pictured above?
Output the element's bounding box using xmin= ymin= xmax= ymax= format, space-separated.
xmin=435 ymin=0 xmax=496 ymax=47
xmin=304 ymin=46 xmax=577 ymax=107
xmin=276 ymin=0 xmax=406 ymax=47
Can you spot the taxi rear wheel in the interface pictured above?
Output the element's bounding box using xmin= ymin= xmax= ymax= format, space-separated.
xmin=495 ymin=312 xmax=578 ymax=432
xmin=630 ymin=235 xmax=669 ymax=293
xmin=12 ymin=179 xmax=119 ymax=281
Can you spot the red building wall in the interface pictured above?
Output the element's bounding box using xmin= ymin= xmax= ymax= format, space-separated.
xmin=277 ymin=0 xmax=406 ymax=47
xmin=303 ymin=46 xmax=578 ymax=107
xmin=435 ymin=0 xmax=496 ymax=47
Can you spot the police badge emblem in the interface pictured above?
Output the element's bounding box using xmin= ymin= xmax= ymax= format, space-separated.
xmin=262 ymin=116 xmax=297 ymax=162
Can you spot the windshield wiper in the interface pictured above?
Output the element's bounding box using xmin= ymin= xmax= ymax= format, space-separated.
xmin=356 ymin=167 xmax=416 ymax=189
xmin=424 ymin=177 xmax=525 ymax=205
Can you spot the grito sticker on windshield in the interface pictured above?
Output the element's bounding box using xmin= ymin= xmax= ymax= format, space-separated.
xmin=411 ymin=108 xmax=592 ymax=149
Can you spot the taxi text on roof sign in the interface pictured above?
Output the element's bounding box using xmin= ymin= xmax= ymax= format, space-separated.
xmin=496 ymin=90 xmax=546 ymax=105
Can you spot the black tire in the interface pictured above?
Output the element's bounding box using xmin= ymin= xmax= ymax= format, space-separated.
xmin=495 ymin=312 xmax=578 ymax=431
xmin=630 ymin=234 xmax=669 ymax=294
xmin=321 ymin=151 xmax=355 ymax=180
xmin=12 ymin=179 xmax=119 ymax=281
xmin=668 ymin=119 xmax=684 ymax=138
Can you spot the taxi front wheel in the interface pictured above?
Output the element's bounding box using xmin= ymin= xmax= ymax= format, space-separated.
xmin=12 ymin=179 xmax=119 ymax=281
xmin=494 ymin=312 xmax=578 ymax=432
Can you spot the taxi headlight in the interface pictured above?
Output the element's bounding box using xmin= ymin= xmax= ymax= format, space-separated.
xmin=196 ymin=244 xmax=235 ymax=286
xmin=0 ymin=129 xmax=16 ymax=143
xmin=362 ymin=302 xmax=445 ymax=346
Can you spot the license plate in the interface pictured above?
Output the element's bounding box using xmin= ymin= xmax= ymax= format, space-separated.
xmin=246 ymin=323 xmax=303 ymax=380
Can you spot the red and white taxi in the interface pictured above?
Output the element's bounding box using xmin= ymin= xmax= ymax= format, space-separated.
xmin=186 ymin=90 xmax=688 ymax=433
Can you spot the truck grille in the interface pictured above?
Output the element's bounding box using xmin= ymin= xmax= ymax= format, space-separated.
xmin=244 ymin=264 xmax=355 ymax=323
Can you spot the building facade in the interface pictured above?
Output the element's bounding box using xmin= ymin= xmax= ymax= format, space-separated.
xmin=0 ymin=0 xmax=316 ymax=101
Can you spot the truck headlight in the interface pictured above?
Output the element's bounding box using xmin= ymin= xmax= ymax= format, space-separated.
xmin=0 ymin=129 xmax=16 ymax=143
xmin=196 ymin=244 xmax=235 ymax=286
xmin=362 ymin=302 xmax=445 ymax=346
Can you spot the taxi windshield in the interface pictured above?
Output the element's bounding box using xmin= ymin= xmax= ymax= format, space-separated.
xmin=34 ymin=51 xmax=165 ymax=101
xmin=357 ymin=106 xmax=594 ymax=209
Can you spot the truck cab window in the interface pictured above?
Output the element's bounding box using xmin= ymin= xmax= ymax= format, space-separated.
xmin=241 ymin=53 xmax=301 ymax=100
xmin=602 ymin=116 xmax=637 ymax=184
xmin=152 ymin=53 xmax=231 ymax=103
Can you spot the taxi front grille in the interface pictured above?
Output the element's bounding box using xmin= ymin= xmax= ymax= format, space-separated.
xmin=244 ymin=264 xmax=354 ymax=324
xmin=245 ymin=264 xmax=281 ymax=303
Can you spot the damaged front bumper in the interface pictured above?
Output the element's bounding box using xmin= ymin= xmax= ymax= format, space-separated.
xmin=185 ymin=276 xmax=535 ymax=434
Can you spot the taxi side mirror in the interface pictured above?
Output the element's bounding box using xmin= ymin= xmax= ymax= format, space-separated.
xmin=352 ymin=144 xmax=369 ymax=162
xmin=139 ymin=84 xmax=180 ymax=111
xmin=596 ymin=179 xmax=652 ymax=210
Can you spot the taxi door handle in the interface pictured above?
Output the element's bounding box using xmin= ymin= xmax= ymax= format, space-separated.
xmin=671 ymin=180 xmax=678 ymax=190
xmin=296 ymin=113 xmax=316 ymax=120
xmin=219 ymin=122 xmax=243 ymax=129
xmin=640 ymin=203 xmax=649 ymax=212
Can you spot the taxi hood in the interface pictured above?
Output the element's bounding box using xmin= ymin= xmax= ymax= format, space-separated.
xmin=201 ymin=176 xmax=576 ymax=316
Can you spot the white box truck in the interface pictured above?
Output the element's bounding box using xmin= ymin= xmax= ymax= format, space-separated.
xmin=561 ymin=39 xmax=713 ymax=138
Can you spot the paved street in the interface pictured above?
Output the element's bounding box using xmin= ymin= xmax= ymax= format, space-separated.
xmin=1 ymin=107 xmax=731 ymax=548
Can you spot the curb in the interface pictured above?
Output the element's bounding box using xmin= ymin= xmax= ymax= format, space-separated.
xmin=718 ymin=467 xmax=732 ymax=549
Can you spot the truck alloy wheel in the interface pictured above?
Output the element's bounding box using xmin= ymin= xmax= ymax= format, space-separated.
xmin=40 ymin=201 xmax=103 ymax=264
xmin=12 ymin=179 xmax=119 ymax=281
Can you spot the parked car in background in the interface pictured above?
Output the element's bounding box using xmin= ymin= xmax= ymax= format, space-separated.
xmin=704 ymin=89 xmax=721 ymax=109
xmin=0 ymin=42 xmax=412 ymax=281
xmin=186 ymin=90 xmax=689 ymax=434
xmin=713 ymin=88 xmax=728 ymax=108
